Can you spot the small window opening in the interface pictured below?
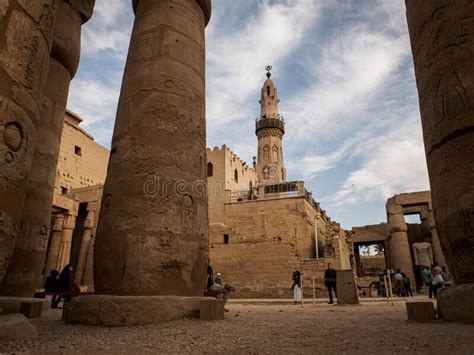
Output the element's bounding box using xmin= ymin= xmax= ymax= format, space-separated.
xmin=207 ymin=162 xmax=213 ymax=177
xmin=75 ymin=146 xmax=82 ymax=156
xmin=61 ymin=187 xmax=68 ymax=195
xmin=223 ymin=234 xmax=229 ymax=244
xmin=234 ymin=169 xmax=238 ymax=182
xmin=266 ymin=86 xmax=271 ymax=96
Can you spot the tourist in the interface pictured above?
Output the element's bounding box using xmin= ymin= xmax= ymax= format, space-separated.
xmin=394 ymin=269 xmax=406 ymax=297
xmin=208 ymin=273 xmax=234 ymax=308
xmin=401 ymin=272 xmax=413 ymax=297
xmin=442 ymin=266 xmax=453 ymax=286
xmin=44 ymin=270 xmax=59 ymax=308
xmin=206 ymin=259 xmax=213 ymax=290
xmin=422 ymin=265 xmax=434 ymax=298
xmin=431 ymin=262 xmax=444 ymax=297
xmin=324 ymin=264 xmax=337 ymax=304
xmin=292 ymin=271 xmax=302 ymax=305
xmin=57 ymin=264 xmax=74 ymax=306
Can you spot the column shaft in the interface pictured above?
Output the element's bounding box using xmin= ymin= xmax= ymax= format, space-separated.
xmin=44 ymin=214 xmax=64 ymax=277
xmin=75 ymin=211 xmax=94 ymax=285
xmin=57 ymin=214 xmax=76 ymax=272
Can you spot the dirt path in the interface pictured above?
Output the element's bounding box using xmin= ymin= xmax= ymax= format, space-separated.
xmin=1 ymin=302 xmax=473 ymax=354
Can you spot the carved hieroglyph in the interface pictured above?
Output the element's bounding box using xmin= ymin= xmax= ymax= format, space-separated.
xmin=0 ymin=1 xmax=95 ymax=297
xmin=94 ymin=0 xmax=211 ymax=296
xmin=0 ymin=0 xmax=58 ymax=284
xmin=406 ymin=0 xmax=474 ymax=283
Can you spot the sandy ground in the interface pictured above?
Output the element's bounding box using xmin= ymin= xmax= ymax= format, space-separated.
xmin=1 ymin=301 xmax=474 ymax=354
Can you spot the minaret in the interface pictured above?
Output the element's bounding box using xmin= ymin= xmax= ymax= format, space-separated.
xmin=256 ymin=66 xmax=286 ymax=184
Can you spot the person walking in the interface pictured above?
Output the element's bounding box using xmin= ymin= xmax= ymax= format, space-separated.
xmin=44 ymin=270 xmax=59 ymax=308
xmin=324 ymin=264 xmax=337 ymax=304
xmin=394 ymin=269 xmax=406 ymax=297
xmin=292 ymin=271 xmax=302 ymax=305
xmin=401 ymin=272 xmax=413 ymax=297
xmin=422 ymin=265 xmax=434 ymax=298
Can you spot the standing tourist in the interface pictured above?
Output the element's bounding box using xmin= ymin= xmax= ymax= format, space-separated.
xmin=431 ymin=262 xmax=444 ymax=298
xmin=324 ymin=264 xmax=337 ymax=304
xmin=402 ymin=272 xmax=413 ymax=297
xmin=422 ymin=265 xmax=434 ymax=298
xmin=394 ymin=269 xmax=406 ymax=297
xmin=292 ymin=271 xmax=302 ymax=305
xmin=57 ymin=264 xmax=74 ymax=306
xmin=206 ymin=259 xmax=214 ymax=291
xmin=441 ymin=266 xmax=453 ymax=286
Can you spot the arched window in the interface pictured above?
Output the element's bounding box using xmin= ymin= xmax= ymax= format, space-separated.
xmin=263 ymin=145 xmax=270 ymax=159
xmin=207 ymin=162 xmax=213 ymax=177
xmin=266 ymin=86 xmax=271 ymax=96
xmin=234 ymin=169 xmax=238 ymax=182
xmin=272 ymin=145 xmax=278 ymax=160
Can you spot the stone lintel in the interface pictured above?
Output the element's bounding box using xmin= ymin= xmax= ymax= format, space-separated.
xmin=132 ymin=0 xmax=212 ymax=26
xmin=63 ymin=295 xmax=208 ymax=326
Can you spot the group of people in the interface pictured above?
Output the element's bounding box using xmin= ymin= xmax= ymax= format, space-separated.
xmin=292 ymin=264 xmax=338 ymax=305
xmin=394 ymin=269 xmax=414 ymax=297
xmin=44 ymin=264 xmax=78 ymax=308
xmin=422 ymin=262 xmax=453 ymax=298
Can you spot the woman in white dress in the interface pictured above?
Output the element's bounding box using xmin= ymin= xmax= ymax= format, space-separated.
xmin=292 ymin=271 xmax=302 ymax=305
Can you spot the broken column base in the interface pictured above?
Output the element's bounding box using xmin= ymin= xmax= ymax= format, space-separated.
xmin=437 ymin=284 xmax=474 ymax=323
xmin=63 ymin=295 xmax=208 ymax=326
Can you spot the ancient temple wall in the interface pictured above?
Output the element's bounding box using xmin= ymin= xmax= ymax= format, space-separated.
xmin=54 ymin=111 xmax=109 ymax=195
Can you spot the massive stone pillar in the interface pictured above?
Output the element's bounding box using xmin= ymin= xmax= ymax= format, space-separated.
xmin=0 ymin=1 xmax=58 ymax=284
xmin=44 ymin=214 xmax=64 ymax=276
xmin=406 ymin=0 xmax=474 ymax=322
xmin=64 ymin=0 xmax=212 ymax=326
xmin=387 ymin=200 xmax=415 ymax=284
xmin=406 ymin=0 xmax=474 ymax=283
xmin=427 ymin=213 xmax=447 ymax=268
xmin=56 ymin=213 xmax=76 ymax=272
xmin=75 ymin=210 xmax=94 ymax=285
xmin=0 ymin=1 xmax=95 ymax=297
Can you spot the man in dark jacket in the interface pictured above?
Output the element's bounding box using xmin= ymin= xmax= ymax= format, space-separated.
xmin=324 ymin=263 xmax=337 ymax=304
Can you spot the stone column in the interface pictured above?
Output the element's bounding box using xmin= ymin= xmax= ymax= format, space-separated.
xmin=94 ymin=0 xmax=211 ymax=296
xmin=387 ymin=200 xmax=415 ymax=283
xmin=64 ymin=0 xmax=212 ymax=326
xmin=427 ymin=213 xmax=447 ymax=268
xmin=57 ymin=213 xmax=76 ymax=272
xmin=44 ymin=214 xmax=64 ymax=277
xmin=406 ymin=0 xmax=474 ymax=284
xmin=0 ymin=1 xmax=58 ymax=284
xmin=0 ymin=1 xmax=95 ymax=297
xmin=75 ymin=211 xmax=94 ymax=285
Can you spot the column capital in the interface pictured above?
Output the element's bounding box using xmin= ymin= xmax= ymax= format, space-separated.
xmin=132 ymin=0 xmax=211 ymax=26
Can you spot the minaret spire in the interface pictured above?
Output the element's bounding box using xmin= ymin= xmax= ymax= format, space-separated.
xmin=255 ymin=66 xmax=286 ymax=184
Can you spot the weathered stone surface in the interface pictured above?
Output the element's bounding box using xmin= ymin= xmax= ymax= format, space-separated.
xmin=406 ymin=0 xmax=474 ymax=283
xmin=0 ymin=0 xmax=57 ymax=285
xmin=132 ymin=0 xmax=211 ymax=25
xmin=0 ymin=0 xmax=94 ymax=297
xmin=0 ymin=313 xmax=38 ymax=340
xmin=94 ymin=0 xmax=210 ymax=297
xmin=0 ymin=296 xmax=47 ymax=317
xmin=336 ymin=270 xmax=359 ymax=305
xmin=200 ymin=298 xmax=224 ymax=320
xmin=437 ymin=285 xmax=474 ymax=323
xmin=406 ymin=301 xmax=437 ymax=322
xmin=63 ymin=295 xmax=206 ymax=326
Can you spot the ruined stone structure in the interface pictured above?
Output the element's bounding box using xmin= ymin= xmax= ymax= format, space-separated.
xmin=0 ymin=1 xmax=95 ymax=297
xmin=352 ymin=191 xmax=449 ymax=291
xmin=207 ymin=71 xmax=353 ymax=298
xmin=406 ymin=0 xmax=474 ymax=322
xmin=0 ymin=0 xmax=59 ymax=286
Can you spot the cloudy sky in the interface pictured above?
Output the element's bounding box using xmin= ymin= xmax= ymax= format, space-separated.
xmin=67 ymin=0 xmax=430 ymax=229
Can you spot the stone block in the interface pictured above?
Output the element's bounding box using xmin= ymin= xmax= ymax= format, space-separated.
xmin=20 ymin=301 xmax=44 ymax=318
xmin=200 ymin=298 xmax=225 ymax=320
xmin=406 ymin=301 xmax=437 ymax=322
xmin=63 ymin=295 xmax=207 ymax=326
xmin=0 ymin=297 xmax=47 ymax=318
xmin=336 ymin=270 xmax=359 ymax=305
xmin=0 ymin=314 xmax=38 ymax=340
xmin=437 ymin=284 xmax=474 ymax=323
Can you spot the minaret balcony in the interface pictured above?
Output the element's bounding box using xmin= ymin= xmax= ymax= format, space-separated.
xmin=255 ymin=116 xmax=285 ymax=135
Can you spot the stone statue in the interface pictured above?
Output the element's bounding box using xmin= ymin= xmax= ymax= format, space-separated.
xmin=412 ymin=242 xmax=434 ymax=267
